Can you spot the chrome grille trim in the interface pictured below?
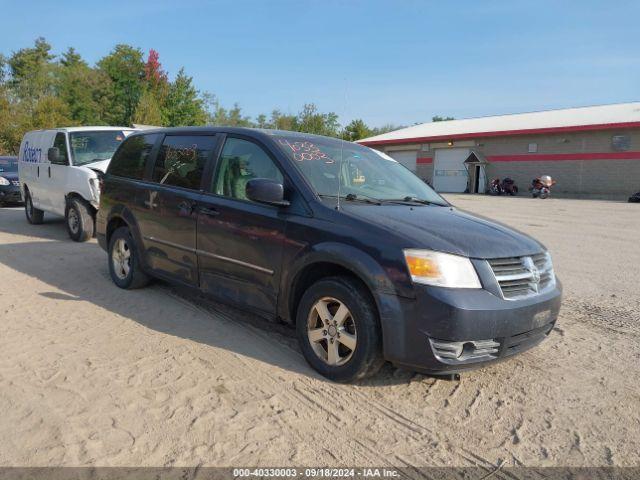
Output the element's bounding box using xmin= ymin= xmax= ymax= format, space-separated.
xmin=430 ymin=338 xmax=500 ymax=361
xmin=488 ymin=252 xmax=555 ymax=300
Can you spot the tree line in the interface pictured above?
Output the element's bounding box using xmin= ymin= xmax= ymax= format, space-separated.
xmin=0 ymin=38 xmax=452 ymax=155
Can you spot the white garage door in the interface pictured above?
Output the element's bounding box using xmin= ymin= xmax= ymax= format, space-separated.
xmin=433 ymin=148 xmax=470 ymax=192
xmin=388 ymin=150 xmax=418 ymax=171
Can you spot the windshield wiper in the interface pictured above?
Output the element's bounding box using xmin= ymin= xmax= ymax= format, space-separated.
xmin=344 ymin=193 xmax=382 ymax=205
xmin=384 ymin=196 xmax=448 ymax=206
xmin=318 ymin=193 xmax=382 ymax=205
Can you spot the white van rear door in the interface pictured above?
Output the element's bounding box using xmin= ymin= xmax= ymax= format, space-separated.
xmin=19 ymin=130 xmax=56 ymax=210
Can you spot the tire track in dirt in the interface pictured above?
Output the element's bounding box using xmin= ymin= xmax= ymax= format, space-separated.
xmin=167 ymin=287 xmax=389 ymax=466
xmin=178 ymin=287 xmax=503 ymax=468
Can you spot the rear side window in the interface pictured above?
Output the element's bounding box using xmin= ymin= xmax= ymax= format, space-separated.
xmin=108 ymin=134 xmax=159 ymax=180
xmin=152 ymin=135 xmax=216 ymax=190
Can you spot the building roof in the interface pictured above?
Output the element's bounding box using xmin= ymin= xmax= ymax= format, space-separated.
xmin=358 ymin=102 xmax=640 ymax=146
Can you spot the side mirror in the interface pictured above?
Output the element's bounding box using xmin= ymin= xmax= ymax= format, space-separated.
xmin=47 ymin=147 xmax=60 ymax=164
xmin=246 ymin=178 xmax=289 ymax=207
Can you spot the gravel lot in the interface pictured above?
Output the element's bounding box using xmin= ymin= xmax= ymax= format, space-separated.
xmin=0 ymin=195 xmax=638 ymax=468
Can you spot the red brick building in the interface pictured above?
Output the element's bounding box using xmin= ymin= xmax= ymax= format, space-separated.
xmin=358 ymin=102 xmax=640 ymax=198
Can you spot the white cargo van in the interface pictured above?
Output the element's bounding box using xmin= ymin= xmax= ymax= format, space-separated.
xmin=18 ymin=127 xmax=135 ymax=241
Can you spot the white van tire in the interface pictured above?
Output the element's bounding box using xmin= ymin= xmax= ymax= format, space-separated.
xmin=24 ymin=190 xmax=44 ymax=224
xmin=65 ymin=198 xmax=94 ymax=242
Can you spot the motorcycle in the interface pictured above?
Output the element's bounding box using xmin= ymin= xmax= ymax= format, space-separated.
xmin=530 ymin=175 xmax=556 ymax=199
xmin=488 ymin=178 xmax=503 ymax=195
xmin=501 ymin=177 xmax=518 ymax=196
xmin=488 ymin=177 xmax=518 ymax=196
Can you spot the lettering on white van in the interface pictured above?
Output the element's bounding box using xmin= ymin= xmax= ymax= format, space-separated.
xmin=22 ymin=142 xmax=43 ymax=163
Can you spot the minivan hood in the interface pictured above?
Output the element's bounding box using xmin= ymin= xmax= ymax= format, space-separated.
xmin=342 ymin=204 xmax=544 ymax=259
xmin=80 ymin=158 xmax=111 ymax=173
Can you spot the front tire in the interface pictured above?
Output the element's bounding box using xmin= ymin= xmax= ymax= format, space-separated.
xmin=296 ymin=276 xmax=384 ymax=382
xmin=24 ymin=190 xmax=44 ymax=224
xmin=108 ymin=227 xmax=150 ymax=289
xmin=65 ymin=198 xmax=94 ymax=242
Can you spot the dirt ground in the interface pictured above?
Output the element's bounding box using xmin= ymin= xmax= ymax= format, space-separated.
xmin=0 ymin=195 xmax=638 ymax=468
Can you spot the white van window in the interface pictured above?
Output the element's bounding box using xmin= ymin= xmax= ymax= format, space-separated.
xmin=52 ymin=133 xmax=69 ymax=165
xmin=69 ymin=131 xmax=127 ymax=166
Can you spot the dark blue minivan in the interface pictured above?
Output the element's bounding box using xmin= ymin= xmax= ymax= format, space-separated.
xmin=0 ymin=157 xmax=21 ymax=206
xmin=97 ymin=128 xmax=561 ymax=382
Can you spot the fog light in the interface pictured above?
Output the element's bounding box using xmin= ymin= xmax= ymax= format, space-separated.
xmin=430 ymin=338 xmax=500 ymax=362
xmin=461 ymin=342 xmax=476 ymax=357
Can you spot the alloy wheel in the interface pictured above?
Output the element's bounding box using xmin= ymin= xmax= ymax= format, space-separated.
xmin=307 ymin=297 xmax=357 ymax=366
xmin=112 ymin=238 xmax=131 ymax=280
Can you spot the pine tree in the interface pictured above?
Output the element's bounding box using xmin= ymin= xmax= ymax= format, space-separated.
xmin=343 ymin=119 xmax=373 ymax=141
xmin=97 ymin=44 xmax=145 ymax=125
xmin=133 ymin=89 xmax=163 ymax=126
xmin=163 ymin=68 xmax=207 ymax=126
xmin=59 ymin=47 xmax=113 ymax=125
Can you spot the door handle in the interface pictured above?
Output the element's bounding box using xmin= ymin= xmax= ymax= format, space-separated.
xmin=197 ymin=205 xmax=220 ymax=217
xmin=178 ymin=200 xmax=197 ymax=214
xmin=48 ymin=166 xmax=51 ymax=178
xmin=37 ymin=166 xmax=40 ymax=177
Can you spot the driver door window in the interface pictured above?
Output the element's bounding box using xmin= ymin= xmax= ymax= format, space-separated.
xmin=212 ymin=138 xmax=283 ymax=201
xmin=51 ymin=133 xmax=69 ymax=165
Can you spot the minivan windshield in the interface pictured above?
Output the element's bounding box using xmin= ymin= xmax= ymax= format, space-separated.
xmin=274 ymin=134 xmax=447 ymax=205
xmin=0 ymin=158 xmax=18 ymax=172
xmin=69 ymin=131 xmax=129 ymax=166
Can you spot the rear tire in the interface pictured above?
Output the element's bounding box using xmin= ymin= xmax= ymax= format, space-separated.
xmin=24 ymin=190 xmax=44 ymax=224
xmin=65 ymin=198 xmax=94 ymax=242
xmin=108 ymin=226 xmax=150 ymax=289
xmin=296 ymin=276 xmax=384 ymax=382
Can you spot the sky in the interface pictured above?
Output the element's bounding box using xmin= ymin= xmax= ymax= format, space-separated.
xmin=1 ymin=0 xmax=639 ymax=127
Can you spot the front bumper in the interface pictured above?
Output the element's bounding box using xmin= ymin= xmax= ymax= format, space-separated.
xmin=377 ymin=280 xmax=562 ymax=374
xmin=0 ymin=185 xmax=23 ymax=204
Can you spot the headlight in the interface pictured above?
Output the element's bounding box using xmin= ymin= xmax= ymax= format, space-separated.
xmin=403 ymin=249 xmax=482 ymax=288
xmin=541 ymin=251 xmax=556 ymax=286
xmin=0 ymin=177 xmax=9 ymax=186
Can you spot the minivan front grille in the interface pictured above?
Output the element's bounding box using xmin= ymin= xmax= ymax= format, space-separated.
xmin=488 ymin=252 xmax=555 ymax=300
